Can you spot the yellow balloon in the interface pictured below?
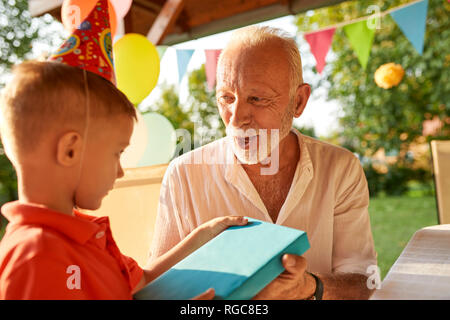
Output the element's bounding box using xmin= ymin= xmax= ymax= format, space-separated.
xmin=113 ymin=33 xmax=160 ymax=104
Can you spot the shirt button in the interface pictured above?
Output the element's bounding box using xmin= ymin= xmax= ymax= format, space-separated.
xmin=96 ymin=231 xmax=105 ymax=239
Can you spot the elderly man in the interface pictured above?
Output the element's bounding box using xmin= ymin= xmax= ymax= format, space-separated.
xmin=149 ymin=26 xmax=377 ymax=300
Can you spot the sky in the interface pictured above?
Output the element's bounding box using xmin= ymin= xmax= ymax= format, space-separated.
xmin=139 ymin=15 xmax=342 ymax=138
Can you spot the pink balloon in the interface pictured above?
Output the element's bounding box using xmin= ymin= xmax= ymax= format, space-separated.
xmin=110 ymin=0 xmax=132 ymax=19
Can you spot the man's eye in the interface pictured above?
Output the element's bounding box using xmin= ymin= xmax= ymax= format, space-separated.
xmin=220 ymin=96 xmax=234 ymax=103
xmin=249 ymin=96 xmax=266 ymax=103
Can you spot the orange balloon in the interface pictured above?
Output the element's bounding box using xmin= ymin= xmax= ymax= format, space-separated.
xmin=61 ymin=0 xmax=117 ymax=37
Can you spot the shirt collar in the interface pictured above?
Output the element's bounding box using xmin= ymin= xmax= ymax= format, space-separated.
xmin=1 ymin=201 xmax=104 ymax=245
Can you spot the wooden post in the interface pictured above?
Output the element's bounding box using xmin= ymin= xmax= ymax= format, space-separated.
xmin=147 ymin=0 xmax=185 ymax=45
xmin=123 ymin=4 xmax=133 ymax=34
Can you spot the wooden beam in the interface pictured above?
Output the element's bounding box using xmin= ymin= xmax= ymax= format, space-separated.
xmin=124 ymin=5 xmax=133 ymax=34
xmin=147 ymin=0 xmax=185 ymax=45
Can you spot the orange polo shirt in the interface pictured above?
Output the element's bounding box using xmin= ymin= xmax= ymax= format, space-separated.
xmin=0 ymin=201 xmax=144 ymax=300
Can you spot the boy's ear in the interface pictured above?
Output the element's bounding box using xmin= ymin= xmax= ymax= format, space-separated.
xmin=56 ymin=132 xmax=84 ymax=167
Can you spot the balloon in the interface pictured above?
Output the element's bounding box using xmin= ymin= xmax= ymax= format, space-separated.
xmin=62 ymin=0 xmax=117 ymax=37
xmin=110 ymin=0 xmax=132 ymax=20
xmin=113 ymin=33 xmax=160 ymax=105
xmin=137 ymin=113 xmax=176 ymax=167
xmin=121 ymin=108 xmax=148 ymax=169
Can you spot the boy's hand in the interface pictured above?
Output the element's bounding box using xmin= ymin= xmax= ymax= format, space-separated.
xmin=190 ymin=216 xmax=248 ymax=249
xmin=140 ymin=216 xmax=248 ymax=289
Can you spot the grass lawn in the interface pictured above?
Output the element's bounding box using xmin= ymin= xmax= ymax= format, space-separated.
xmin=369 ymin=195 xmax=438 ymax=280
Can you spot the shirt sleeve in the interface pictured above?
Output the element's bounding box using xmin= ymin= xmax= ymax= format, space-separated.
xmin=1 ymin=255 xmax=89 ymax=300
xmin=119 ymin=254 xmax=144 ymax=291
xmin=148 ymin=162 xmax=189 ymax=261
xmin=332 ymin=156 xmax=378 ymax=275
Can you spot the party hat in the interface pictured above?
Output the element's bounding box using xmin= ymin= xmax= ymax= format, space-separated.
xmin=49 ymin=0 xmax=115 ymax=84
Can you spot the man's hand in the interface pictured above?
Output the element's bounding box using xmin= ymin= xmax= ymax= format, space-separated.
xmin=253 ymin=254 xmax=316 ymax=300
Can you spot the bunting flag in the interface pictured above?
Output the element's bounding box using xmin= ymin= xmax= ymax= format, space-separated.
xmin=204 ymin=49 xmax=222 ymax=90
xmin=302 ymin=0 xmax=428 ymax=73
xmin=156 ymin=45 xmax=168 ymax=60
xmin=176 ymin=49 xmax=194 ymax=83
xmin=343 ymin=20 xmax=375 ymax=70
xmin=304 ymin=28 xmax=335 ymax=74
xmin=390 ymin=0 xmax=428 ymax=55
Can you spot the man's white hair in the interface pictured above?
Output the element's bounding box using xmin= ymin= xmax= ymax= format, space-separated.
xmin=219 ymin=25 xmax=304 ymax=93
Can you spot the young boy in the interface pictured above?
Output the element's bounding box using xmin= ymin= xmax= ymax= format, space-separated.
xmin=0 ymin=0 xmax=247 ymax=300
xmin=0 ymin=59 xmax=247 ymax=300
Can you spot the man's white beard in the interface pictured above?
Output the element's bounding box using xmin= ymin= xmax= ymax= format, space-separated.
xmin=226 ymin=98 xmax=295 ymax=165
xmin=227 ymin=129 xmax=271 ymax=165
xmin=226 ymin=125 xmax=290 ymax=166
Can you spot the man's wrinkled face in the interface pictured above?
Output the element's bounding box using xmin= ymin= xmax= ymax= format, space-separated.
xmin=216 ymin=41 xmax=296 ymax=165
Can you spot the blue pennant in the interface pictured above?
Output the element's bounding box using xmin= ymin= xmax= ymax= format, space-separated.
xmin=390 ymin=0 xmax=428 ymax=55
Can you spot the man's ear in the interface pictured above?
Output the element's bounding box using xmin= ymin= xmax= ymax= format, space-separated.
xmin=293 ymin=83 xmax=311 ymax=118
xmin=56 ymin=132 xmax=83 ymax=167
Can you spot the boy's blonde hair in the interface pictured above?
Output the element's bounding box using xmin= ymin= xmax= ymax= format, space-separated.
xmin=0 ymin=61 xmax=136 ymax=158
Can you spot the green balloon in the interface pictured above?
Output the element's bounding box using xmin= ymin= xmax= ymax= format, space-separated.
xmin=137 ymin=112 xmax=176 ymax=167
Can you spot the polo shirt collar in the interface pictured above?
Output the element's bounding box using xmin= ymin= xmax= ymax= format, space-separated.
xmin=1 ymin=201 xmax=102 ymax=245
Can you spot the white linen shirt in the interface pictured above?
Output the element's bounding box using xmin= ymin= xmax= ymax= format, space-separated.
xmin=149 ymin=129 xmax=377 ymax=275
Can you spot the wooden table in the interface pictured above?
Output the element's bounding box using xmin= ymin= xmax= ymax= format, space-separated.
xmin=370 ymin=224 xmax=450 ymax=300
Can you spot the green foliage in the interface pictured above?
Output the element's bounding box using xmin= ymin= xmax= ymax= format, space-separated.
xmin=369 ymin=195 xmax=437 ymax=279
xmin=363 ymin=161 xmax=433 ymax=197
xmin=296 ymin=0 xmax=450 ymax=158
xmin=293 ymin=123 xmax=316 ymax=138
xmin=296 ymin=0 xmax=449 ymax=197
xmin=186 ymin=65 xmax=226 ymax=146
xmin=0 ymin=0 xmax=38 ymax=79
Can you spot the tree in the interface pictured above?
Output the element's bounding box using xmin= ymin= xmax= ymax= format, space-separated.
xmin=296 ymin=0 xmax=449 ymax=157
xmin=296 ymin=0 xmax=450 ymax=195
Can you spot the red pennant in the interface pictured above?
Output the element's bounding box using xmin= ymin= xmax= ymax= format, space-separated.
xmin=204 ymin=49 xmax=222 ymax=90
xmin=49 ymin=0 xmax=115 ymax=84
xmin=304 ymin=28 xmax=336 ymax=74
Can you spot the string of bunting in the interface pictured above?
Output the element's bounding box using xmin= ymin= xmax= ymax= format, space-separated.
xmin=302 ymin=0 xmax=429 ymax=72
xmin=156 ymin=0 xmax=430 ymax=86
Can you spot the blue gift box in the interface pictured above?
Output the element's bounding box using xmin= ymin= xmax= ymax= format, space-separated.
xmin=134 ymin=217 xmax=310 ymax=300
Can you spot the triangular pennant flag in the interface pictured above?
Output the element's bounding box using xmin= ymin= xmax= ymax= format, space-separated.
xmin=176 ymin=49 xmax=194 ymax=83
xmin=390 ymin=0 xmax=428 ymax=55
xmin=343 ymin=20 xmax=375 ymax=70
xmin=49 ymin=0 xmax=115 ymax=84
xmin=156 ymin=45 xmax=168 ymax=60
xmin=204 ymin=49 xmax=222 ymax=90
xmin=304 ymin=28 xmax=335 ymax=74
